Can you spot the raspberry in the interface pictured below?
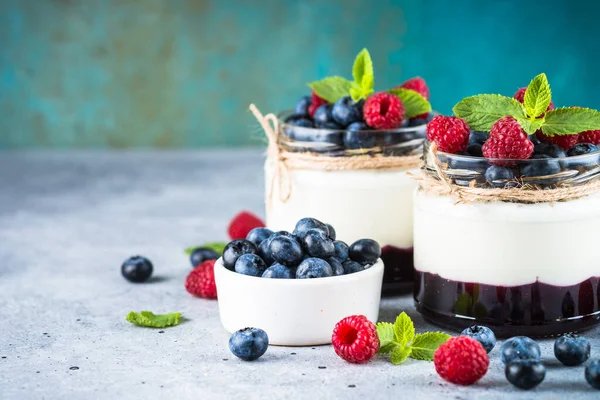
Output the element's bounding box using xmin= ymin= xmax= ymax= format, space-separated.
xmin=536 ymin=130 xmax=579 ymax=150
xmin=513 ymin=87 xmax=555 ymax=117
xmin=434 ymin=336 xmax=489 ymax=386
xmin=482 ymin=116 xmax=533 ymax=159
xmin=331 ymin=315 xmax=379 ymax=363
xmin=363 ymin=92 xmax=405 ymax=129
xmin=227 ymin=211 xmax=265 ymax=240
xmin=399 ymin=76 xmax=430 ymax=100
xmin=307 ymin=90 xmax=328 ymax=118
xmin=579 ymin=130 xmax=600 ymax=145
xmin=185 ymin=260 xmax=217 ymax=299
xmin=426 ymin=115 xmax=470 ymax=153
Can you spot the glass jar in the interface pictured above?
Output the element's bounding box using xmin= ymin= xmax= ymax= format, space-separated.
xmin=265 ymin=113 xmax=428 ymax=296
xmin=414 ymin=141 xmax=600 ymax=337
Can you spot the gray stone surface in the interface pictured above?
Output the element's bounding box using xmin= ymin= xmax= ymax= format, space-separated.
xmin=1 ymin=150 xmax=599 ymax=400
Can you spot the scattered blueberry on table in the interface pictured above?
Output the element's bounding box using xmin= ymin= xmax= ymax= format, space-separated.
xmin=229 ymin=327 xmax=269 ymax=361
xmin=121 ymin=256 xmax=153 ymax=283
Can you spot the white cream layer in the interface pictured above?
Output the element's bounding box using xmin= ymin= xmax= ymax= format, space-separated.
xmin=414 ymin=189 xmax=600 ymax=287
xmin=266 ymin=160 xmax=416 ymax=248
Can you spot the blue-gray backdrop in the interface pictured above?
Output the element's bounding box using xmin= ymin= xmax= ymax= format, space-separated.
xmin=0 ymin=0 xmax=598 ymax=149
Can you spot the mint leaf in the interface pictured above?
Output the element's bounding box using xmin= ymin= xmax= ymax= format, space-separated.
xmin=409 ymin=332 xmax=451 ymax=361
xmin=393 ymin=312 xmax=415 ymax=346
xmin=389 ymin=88 xmax=432 ymax=119
xmin=126 ymin=311 xmax=182 ymax=328
xmin=541 ymin=107 xmax=600 ymax=136
xmin=184 ymin=242 xmax=227 ymax=255
xmin=390 ymin=345 xmax=412 ymax=365
xmin=307 ymin=76 xmax=353 ymax=103
xmin=516 ymin=116 xmax=545 ymax=135
xmin=376 ymin=322 xmax=397 ymax=354
xmin=524 ymin=73 xmax=552 ymax=118
xmin=352 ymin=48 xmax=374 ymax=100
xmin=453 ymin=94 xmax=526 ymax=131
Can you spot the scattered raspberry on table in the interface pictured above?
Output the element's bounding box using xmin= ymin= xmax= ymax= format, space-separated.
xmin=185 ymin=260 xmax=217 ymax=299
xmin=434 ymin=336 xmax=489 ymax=386
xmin=332 ymin=315 xmax=380 ymax=363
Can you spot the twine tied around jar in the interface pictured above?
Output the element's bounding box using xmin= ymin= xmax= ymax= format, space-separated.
xmin=417 ymin=141 xmax=600 ymax=204
xmin=250 ymin=104 xmax=423 ymax=205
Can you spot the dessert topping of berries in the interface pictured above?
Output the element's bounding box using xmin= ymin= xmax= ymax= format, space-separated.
xmin=434 ymin=336 xmax=489 ymax=385
xmin=400 ymin=76 xmax=430 ymax=100
xmin=185 ymin=260 xmax=217 ymax=299
xmin=363 ymin=92 xmax=405 ymax=129
xmin=332 ymin=315 xmax=380 ymax=363
xmin=426 ymin=115 xmax=470 ymax=153
xmin=482 ymin=116 xmax=534 ymax=160
xmin=307 ymin=90 xmax=328 ymax=118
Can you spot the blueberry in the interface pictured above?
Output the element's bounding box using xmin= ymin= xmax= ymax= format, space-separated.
xmin=222 ymin=239 xmax=258 ymax=271
xmin=528 ymin=134 xmax=541 ymax=145
xmin=313 ymin=104 xmax=335 ymax=127
xmin=485 ymin=166 xmax=516 ymax=188
xmin=344 ymin=130 xmax=376 ymax=150
xmin=327 ymin=257 xmax=344 ymax=276
xmin=567 ymin=143 xmax=599 ymax=156
xmin=553 ymin=333 xmax=591 ymax=366
xmin=294 ymin=96 xmax=311 ymax=117
xmin=189 ymin=247 xmax=219 ymax=267
xmin=228 ymin=327 xmax=269 ymax=361
xmin=325 ymin=223 xmax=336 ymax=240
xmin=585 ymin=359 xmax=600 ymax=390
xmin=268 ymin=235 xmax=304 ymax=267
xmin=461 ymin=325 xmax=497 ymax=353
xmin=296 ymin=258 xmax=333 ymax=279
xmin=332 ymin=240 xmax=349 ymax=262
xmin=347 ymin=122 xmax=370 ymax=131
xmin=293 ymin=217 xmax=328 ymax=239
xmin=121 ymin=256 xmax=153 ymax=283
xmin=234 ymin=254 xmax=267 ymax=277
xmin=469 ymin=130 xmax=489 ymax=145
xmin=246 ymin=227 xmax=273 ymax=247
xmin=520 ymin=160 xmax=561 ymax=177
xmin=290 ymin=118 xmax=314 ymax=128
xmin=342 ymin=260 xmax=363 ymax=274
xmin=533 ymin=142 xmax=566 ymax=158
xmin=332 ymin=96 xmax=363 ymax=127
xmin=500 ymin=336 xmax=541 ymax=364
xmin=258 ymin=237 xmax=275 ymax=266
xmin=505 ymin=359 xmax=546 ymax=390
xmin=261 ymin=262 xmax=294 ymax=279
xmin=349 ymin=239 xmax=381 ymax=263
xmin=466 ymin=143 xmax=483 ymax=157
xmin=302 ymin=229 xmax=335 ymax=259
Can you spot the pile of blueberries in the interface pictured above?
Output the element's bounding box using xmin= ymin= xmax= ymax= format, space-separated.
xmin=462 ymin=325 xmax=600 ymax=390
xmin=221 ymin=217 xmax=381 ymax=279
xmin=283 ymin=96 xmax=429 ymax=152
xmin=446 ymin=130 xmax=600 ymax=188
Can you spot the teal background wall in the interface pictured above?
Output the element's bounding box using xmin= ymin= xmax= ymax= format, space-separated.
xmin=1 ymin=0 xmax=599 ymax=149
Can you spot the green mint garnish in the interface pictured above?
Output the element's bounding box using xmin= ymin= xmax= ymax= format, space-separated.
xmin=542 ymin=107 xmax=600 ymax=136
xmin=376 ymin=311 xmax=451 ymax=365
xmin=350 ymin=48 xmax=375 ymax=101
xmin=126 ymin=311 xmax=182 ymax=328
xmin=523 ymin=73 xmax=552 ymax=118
xmin=453 ymin=94 xmax=526 ymax=132
xmin=389 ymin=88 xmax=432 ymax=119
xmin=453 ymin=72 xmax=600 ymax=136
xmin=184 ymin=242 xmax=228 ymax=256
xmin=307 ymin=76 xmax=354 ymax=103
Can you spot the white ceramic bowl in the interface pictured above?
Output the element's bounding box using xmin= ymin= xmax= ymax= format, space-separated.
xmin=214 ymin=258 xmax=384 ymax=346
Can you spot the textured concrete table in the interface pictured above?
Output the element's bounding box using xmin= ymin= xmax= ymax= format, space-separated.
xmin=1 ymin=150 xmax=599 ymax=400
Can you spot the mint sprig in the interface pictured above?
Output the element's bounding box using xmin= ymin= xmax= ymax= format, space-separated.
xmin=349 ymin=48 xmax=375 ymax=101
xmin=376 ymin=312 xmax=451 ymax=364
xmin=307 ymin=76 xmax=354 ymax=103
xmin=524 ymin=73 xmax=552 ymax=118
xmin=389 ymin=88 xmax=432 ymax=119
xmin=452 ymin=72 xmax=600 ymax=136
xmin=184 ymin=242 xmax=228 ymax=256
xmin=126 ymin=311 xmax=182 ymax=328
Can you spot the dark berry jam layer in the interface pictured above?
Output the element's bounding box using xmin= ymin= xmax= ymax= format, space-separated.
xmin=414 ymin=271 xmax=600 ymax=337
xmin=381 ymin=245 xmax=414 ymax=296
